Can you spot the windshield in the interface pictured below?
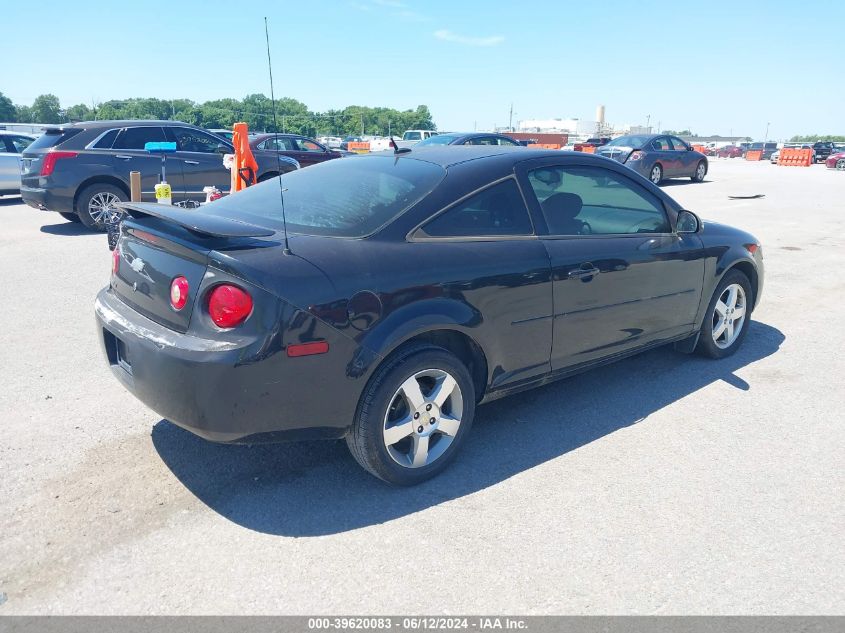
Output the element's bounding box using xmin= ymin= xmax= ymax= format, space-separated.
xmin=417 ymin=134 xmax=459 ymax=147
xmin=604 ymin=135 xmax=651 ymax=148
xmin=204 ymin=155 xmax=445 ymax=238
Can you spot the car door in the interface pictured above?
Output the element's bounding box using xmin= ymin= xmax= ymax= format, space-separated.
xmin=110 ymin=126 xmax=183 ymax=202
xmin=518 ymin=158 xmax=704 ymax=371
xmin=0 ymin=137 xmax=22 ymax=190
xmin=669 ymin=137 xmax=697 ymax=176
xmin=649 ymin=136 xmax=679 ymax=175
xmin=411 ymin=177 xmax=554 ymax=389
xmin=167 ymin=126 xmax=231 ymax=201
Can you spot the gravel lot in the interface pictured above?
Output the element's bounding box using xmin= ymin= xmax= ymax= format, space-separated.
xmin=1 ymin=159 xmax=843 ymax=615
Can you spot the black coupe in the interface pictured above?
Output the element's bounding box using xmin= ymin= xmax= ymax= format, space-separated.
xmin=95 ymin=147 xmax=763 ymax=485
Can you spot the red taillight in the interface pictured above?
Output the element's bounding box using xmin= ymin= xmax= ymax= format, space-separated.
xmin=170 ymin=276 xmax=190 ymax=311
xmin=40 ymin=151 xmax=78 ymax=176
xmin=207 ymin=284 xmax=252 ymax=328
xmin=112 ymin=248 xmax=120 ymax=275
xmin=628 ymin=151 xmax=645 ymax=161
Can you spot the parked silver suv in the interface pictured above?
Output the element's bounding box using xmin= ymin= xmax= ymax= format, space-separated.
xmin=0 ymin=131 xmax=36 ymax=196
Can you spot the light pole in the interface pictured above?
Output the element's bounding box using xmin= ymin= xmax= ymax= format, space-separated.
xmin=646 ymin=114 xmax=651 ymax=131
xmin=764 ymin=122 xmax=770 ymax=144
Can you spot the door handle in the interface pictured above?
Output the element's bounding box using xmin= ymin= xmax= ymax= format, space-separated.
xmin=114 ymin=155 xmax=133 ymax=160
xmin=184 ymin=160 xmax=199 ymax=165
xmin=568 ymin=265 xmax=600 ymax=279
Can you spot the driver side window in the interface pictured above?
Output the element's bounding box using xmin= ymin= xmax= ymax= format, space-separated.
xmin=527 ymin=166 xmax=671 ymax=236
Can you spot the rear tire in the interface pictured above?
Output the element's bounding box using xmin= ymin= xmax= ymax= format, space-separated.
xmin=59 ymin=212 xmax=81 ymax=223
xmin=649 ymin=164 xmax=663 ymax=185
xmin=691 ymin=160 xmax=707 ymax=182
xmin=347 ymin=344 xmax=476 ymax=486
xmin=76 ymin=183 xmax=126 ymax=232
xmin=695 ymin=270 xmax=752 ymax=359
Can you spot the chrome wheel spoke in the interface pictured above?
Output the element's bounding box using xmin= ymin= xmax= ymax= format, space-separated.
xmin=410 ymin=434 xmax=430 ymax=467
xmin=725 ymin=320 xmax=735 ymax=342
xmin=732 ymin=304 xmax=746 ymax=319
xmin=437 ymin=415 xmax=461 ymax=437
xmin=725 ymin=285 xmax=738 ymax=309
xmin=713 ymin=318 xmax=727 ymax=338
xmin=430 ymin=374 xmax=457 ymax=408
xmin=399 ymin=376 xmax=426 ymax=409
xmin=715 ymin=300 xmax=728 ymax=318
xmin=384 ymin=416 xmax=414 ymax=446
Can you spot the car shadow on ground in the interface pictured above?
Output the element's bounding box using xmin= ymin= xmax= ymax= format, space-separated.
xmin=0 ymin=196 xmax=23 ymax=206
xmin=661 ymin=179 xmax=712 ymax=187
xmin=153 ymin=321 xmax=784 ymax=537
xmin=40 ymin=222 xmax=92 ymax=236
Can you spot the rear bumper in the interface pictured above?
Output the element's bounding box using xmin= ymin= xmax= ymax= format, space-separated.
xmin=21 ymin=185 xmax=75 ymax=213
xmin=94 ymin=286 xmax=363 ymax=443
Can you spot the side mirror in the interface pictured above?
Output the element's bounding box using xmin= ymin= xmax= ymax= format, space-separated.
xmin=677 ymin=209 xmax=700 ymax=234
xmin=215 ymin=143 xmax=230 ymax=154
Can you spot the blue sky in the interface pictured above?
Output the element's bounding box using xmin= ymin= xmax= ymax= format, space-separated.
xmin=2 ymin=0 xmax=842 ymax=139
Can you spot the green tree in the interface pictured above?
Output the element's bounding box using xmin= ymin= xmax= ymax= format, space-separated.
xmin=31 ymin=94 xmax=63 ymax=123
xmin=15 ymin=105 xmax=33 ymax=122
xmin=789 ymin=134 xmax=845 ymax=142
xmin=0 ymin=92 xmax=15 ymax=121
xmin=65 ymin=103 xmax=92 ymax=122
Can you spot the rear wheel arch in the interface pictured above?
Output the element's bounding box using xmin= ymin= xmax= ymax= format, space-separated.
xmin=378 ymin=329 xmax=488 ymax=403
xmin=257 ymin=171 xmax=278 ymax=182
xmin=73 ymin=176 xmax=130 ymax=211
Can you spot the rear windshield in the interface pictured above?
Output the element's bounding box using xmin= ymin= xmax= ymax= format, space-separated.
xmin=417 ymin=134 xmax=458 ymax=147
xmin=204 ymin=155 xmax=446 ymax=237
xmin=605 ymin=135 xmax=651 ymax=148
xmin=24 ymin=128 xmax=82 ymax=152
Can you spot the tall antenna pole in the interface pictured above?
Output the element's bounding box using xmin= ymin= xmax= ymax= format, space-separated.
xmin=264 ymin=17 xmax=291 ymax=255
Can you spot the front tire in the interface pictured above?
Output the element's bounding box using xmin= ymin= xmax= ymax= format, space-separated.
xmin=836 ymin=158 xmax=845 ymax=171
xmin=691 ymin=160 xmax=707 ymax=182
xmin=347 ymin=344 xmax=476 ymax=486
xmin=695 ymin=270 xmax=752 ymax=359
xmin=649 ymin=164 xmax=663 ymax=185
xmin=59 ymin=212 xmax=81 ymax=223
xmin=76 ymin=183 xmax=126 ymax=232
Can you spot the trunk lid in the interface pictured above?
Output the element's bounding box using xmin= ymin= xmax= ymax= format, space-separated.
xmin=596 ymin=145 xmax=633 ymax=163
xmin=111 ymin=203 xmax=277 ymax=332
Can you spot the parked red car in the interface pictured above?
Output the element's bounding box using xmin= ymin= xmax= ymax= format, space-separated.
xmin=825 ymin=149 xmax=845 ymax=170
xmin=249 ymin=133 xmax=345 ymax=168
xmin=715 ymin=145 xmax=743 ymax=158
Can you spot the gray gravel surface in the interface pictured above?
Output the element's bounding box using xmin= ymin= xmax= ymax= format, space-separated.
xmin=0 ymin=159 xmax=843 ymax=614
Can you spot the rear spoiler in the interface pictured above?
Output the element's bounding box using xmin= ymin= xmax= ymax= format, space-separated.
xmin=117 ymin=202 xmax=276 ymax=238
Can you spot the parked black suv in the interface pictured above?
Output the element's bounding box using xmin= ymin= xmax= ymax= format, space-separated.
xmin=811 ymin=141 xmax=836 ymax=164
xmin=20 ymin=120 xmax=299 ymax=231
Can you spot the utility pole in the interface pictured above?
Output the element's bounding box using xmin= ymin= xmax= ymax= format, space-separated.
xmin=764 ymin=122 xmax=770 ymax=144
xmin=646 ymin=114 xmax=651 ymax=130
xmin=657 ymin=121 xmax=661 ymax=133
xmin=508 ymin=103 xmax=513 ymax=131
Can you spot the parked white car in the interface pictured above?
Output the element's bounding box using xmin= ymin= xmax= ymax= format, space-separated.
xmin=0 ymin=131 xmax=36 ymax=196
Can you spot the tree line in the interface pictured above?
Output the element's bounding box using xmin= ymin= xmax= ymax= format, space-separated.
xmin=788 ymin=134 xmax=845 ymax=143
xmin=0 ymin=92 xmax=436 ymax=138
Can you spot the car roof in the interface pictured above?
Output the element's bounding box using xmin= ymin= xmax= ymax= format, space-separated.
xmin=370 ymin=145 xmax=588 ymax=169
xmin=61 ymin=120 xmax=200 ymax=130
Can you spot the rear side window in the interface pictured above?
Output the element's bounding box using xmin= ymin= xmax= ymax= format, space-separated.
xmin=91 ymin=129 xmax=119 ymax=149
xmin=422 ymin=179 xmax=533 ymax=237
xmin=113 ymin=127 xmax=167 ymax=150
xmin=24 ymin=129 xmax=82 ymax=152
xmin=204 ymin=155 xmax=446 ymax=237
